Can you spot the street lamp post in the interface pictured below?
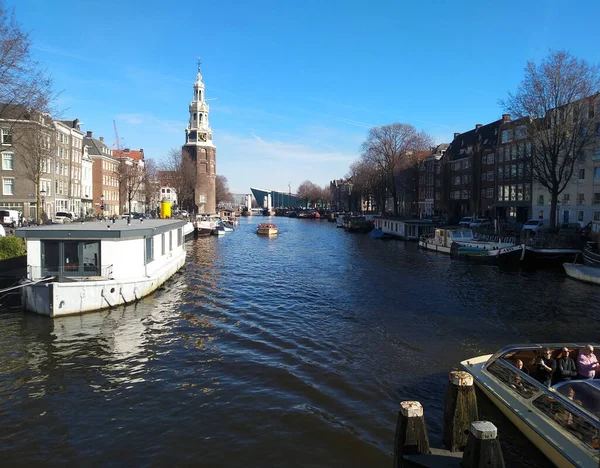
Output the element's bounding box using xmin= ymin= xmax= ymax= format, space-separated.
xmin=40 ymin=189 xmax=46 ymax=225
xmin=100 ymin=194 xmax=105 ymax=218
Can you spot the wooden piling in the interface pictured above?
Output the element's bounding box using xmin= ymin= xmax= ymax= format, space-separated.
xmin=462 ymin=421 xmax=504 ymax=468
xmin=443 ymin=370 xmax=478 ymax=452
xmin=393 ymin=401 xmax=430 ymax=468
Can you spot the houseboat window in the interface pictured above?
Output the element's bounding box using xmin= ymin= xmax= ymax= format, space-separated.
xmin=532 ymin=393 xmax=598 ymax=449
xmin=177 ymin=228 xmax=183 ymax=246
xmin=41 ymin=240 xmax=100 ymax=276
xmin=42 ymin=241 xmax=60 ymax=275
xmin=487 ymin=360 xmax=539 ymax=400
xmin=145 ymin=237 xmax=154 ymax=264
xmin=169 ymin=231 xmax=173 ymax=251
xmin=161 ymin=233 xmax=165 ymax=256
xmin=63 ymin=241 xmax=80 ymax=272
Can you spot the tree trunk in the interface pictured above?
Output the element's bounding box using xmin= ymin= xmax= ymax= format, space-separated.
xmin=550 ymin=190 xmax=558 ymax=229
xmin=36 ymin=177 xmax=41 ymax=225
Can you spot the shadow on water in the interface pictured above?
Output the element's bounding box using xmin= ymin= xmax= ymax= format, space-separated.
xmin=0 ymin=217 xmax=599 ymax=466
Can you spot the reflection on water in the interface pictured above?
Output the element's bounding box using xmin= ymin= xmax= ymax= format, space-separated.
xmin=0 ymin=217 xmax=599 ymax=466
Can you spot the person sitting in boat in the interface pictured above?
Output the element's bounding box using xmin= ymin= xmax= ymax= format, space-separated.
xmin=534 ymin=348 xmax=556 ymax=387
xmin=577 ymin=345 xmax=599 ymax=379
xmin=556 ymin=347 xmax=577 ymax=382
xmin=512 ymin=358 xmax=530 ymax=375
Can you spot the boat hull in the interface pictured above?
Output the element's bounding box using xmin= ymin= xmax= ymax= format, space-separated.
xmin=257 ymin=228 xmax=277 ymax=236
xmin=21 ymin=250 xmax=186 ymax=317
xmin=563 ymin=263 xmax=600 ymax=285
xmin=418 ymin=240 xmax=452 ymax=254
xmin=522 ymin=246 xmax=581 ymax=266
xmin=583 ymin=244 xmax=600 ymax=267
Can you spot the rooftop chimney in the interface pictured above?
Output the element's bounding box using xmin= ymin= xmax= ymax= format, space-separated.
xmin=99 ymin=136 xmax=104 ymax=142
xmin=502 ymin=113 xmax=511 ymax=123
xmin=454 ymin=132 xmax=461 ymax=138
xmin=86 ymin=131 xmax=92 ymax=137
xmin=475 ymin=124 xmax=483 ymax=129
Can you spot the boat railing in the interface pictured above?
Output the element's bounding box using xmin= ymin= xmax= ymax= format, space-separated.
xmin=27 ymin=264 xmax=114 ymax=281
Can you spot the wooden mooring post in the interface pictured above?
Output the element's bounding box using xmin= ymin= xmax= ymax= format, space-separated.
xmin=443 ymin=370 xmax=478 ymax=452
xmin=393 ymin=401 xmax=430 ymax=468
xmin=462 ymin=421 xmax=505 ymax=468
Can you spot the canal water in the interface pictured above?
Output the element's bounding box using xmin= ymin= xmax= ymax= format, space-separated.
xmin=1 ymin=217 xmax=599 ymax=466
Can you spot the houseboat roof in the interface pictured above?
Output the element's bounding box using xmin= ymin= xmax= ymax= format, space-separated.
xmin=15 ymin=219 xmax=186 ymax=240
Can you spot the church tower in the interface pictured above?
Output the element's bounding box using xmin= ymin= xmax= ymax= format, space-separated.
xmin=183 ymin=61 xmax=216 ymax=214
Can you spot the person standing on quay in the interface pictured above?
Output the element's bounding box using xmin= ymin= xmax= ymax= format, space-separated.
xmin=577 ymin=345 xmax=599 ymax=379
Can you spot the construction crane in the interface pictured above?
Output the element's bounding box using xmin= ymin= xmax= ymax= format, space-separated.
xmin=112 ymin=120 xmax=124 ymax=151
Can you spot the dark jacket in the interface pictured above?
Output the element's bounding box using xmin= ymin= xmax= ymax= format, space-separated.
xmin=557 ymin=357 xmax=577 ymax=381
xmin=535 ymin=357 xmax=556 ymax=386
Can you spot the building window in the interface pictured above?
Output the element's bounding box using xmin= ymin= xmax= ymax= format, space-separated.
xmin=577 ymin=193 xmax=585 ymax=205
xmin=462 ymin=174 xmax=470 ymax=184
xmin=461 ymin=190 xmax=469 ymax=200
xmin=595 ymin=167 xmax=600 ymax=179
xmin=481 ymin=172 xmax=486 ymax=181
xmin=501 ymin=130 xmax=513 ymax=143
xmin=486 ymin=188 xmax=494 ymax=199
xmin=579 ymin=169 xmax=585 ymax=180
xmin=169 ymin=231 xmax=173 ymax=251
xmin=487 ymin=171 xmax=494 ymax=181
xmin=1 ymin=128 xmax=12 ymax=145
xmin=563 ymin=193 xmax=571 ymax=204
xmin=463 ymin=158 xmax=471 ymax=169
xmin=515 ymin=126 xmax=527 ymax=140
xmin=2 ymin=177 xmax=14 ymax=195
xmin=177 ymin=228 xmax=183 ymax=246
xmin=145 ymin=237 xmax=154 ymax=264
xmin=487 ymin=154 xmax=494 ymax=165
xmin=594 ymin=193 xmax=600 ymax=205
xmin=594 ymin=211 xmax=600 ymax=221
xmin=480 ymin=188 xmax=485 ymax=199
xmin=1 ymin=152 xmax=13 ymax=170
xmin=578 ymin=210 xmax=584 ymax=222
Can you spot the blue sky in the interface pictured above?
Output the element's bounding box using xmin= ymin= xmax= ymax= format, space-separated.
xmin=10 ymin=0 xmax=600 ymax=193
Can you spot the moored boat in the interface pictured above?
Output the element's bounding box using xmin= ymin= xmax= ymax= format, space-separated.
xmin=16 ymin=219 xmax=187 ymax=317
xmin=193 ymin=214 xmax=221 ymax=237
xmin=462 ymin=344 xmax=600 ymax=468
xmin=419 ymin=227 xmax=522 ymax=263
xmin=257 ymin=223 xmax=278 ymax=236
xmin=582 ymin=242 xmax=600 ymax=268
xmin=563 ymin=263 xmax=600 ymax=286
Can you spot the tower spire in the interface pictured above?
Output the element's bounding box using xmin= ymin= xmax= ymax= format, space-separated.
xmin=197 ymin=56 xmax=202 ymax=72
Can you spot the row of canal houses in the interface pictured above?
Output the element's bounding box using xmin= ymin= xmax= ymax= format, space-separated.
xmin=332 ymin=98 xmax=600 ymax=227
xmin=420 ymin=105 xmax=600 ymax=225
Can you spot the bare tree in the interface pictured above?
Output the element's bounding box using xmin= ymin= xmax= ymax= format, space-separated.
xmin=297 ymin=180 xmax=319 ymax=208
xmin=347 ymin=159 xmax=388 ymax=213
xmin=501 ymin=50 xmax=600 ymax=228
xmin=16 ymin=112 xmax=55 ymax=223
xmin=143 ymin=158 xmax=160 ymax=211
xmin=161 ymin=148 xmax=195 ymax=211
xmin=0 ymin=1 xmax=56 ymax=121
xmin=118 ymin=157 xmax=145 ymax=215
xmin=361 ymin=123 xmax=433 ymax=215
xmin=215 ymin=174 xmax=234 ymax=207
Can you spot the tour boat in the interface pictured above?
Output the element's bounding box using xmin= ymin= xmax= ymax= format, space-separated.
xmin=563 ymin=263 xmax=600 ymax=286
xmin=16 ymin=219 xmax=187 ymax=317
xmin=419 ymin=227 xmax=523 ymax=263
xmin=462 ymin=344 xmax=600 ymax=468
xmin=193 ymin=214 xmax=221 ymax=237
xmin=257 ymin=223 xmax=278 ymax=236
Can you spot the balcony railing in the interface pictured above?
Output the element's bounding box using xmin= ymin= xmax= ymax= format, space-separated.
xmin=27 ymin=264 xmax=113 ymax=281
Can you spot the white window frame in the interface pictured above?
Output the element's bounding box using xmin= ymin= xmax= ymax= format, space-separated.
xmin=2 ymin=177 xmax=14 ymax=195
xmin=2 ymin=151 xmax=14 ymax=170
xmin=1 ymin=128 xmax=12 ymax=145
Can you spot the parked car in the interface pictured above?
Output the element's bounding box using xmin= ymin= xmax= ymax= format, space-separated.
xmin=522 ymin=218 xmax=550 ymax=232
xmin=0 ymin=224 xmax=5 ymax=236
xmin=470 ymin=218 xmax=492 ymax=228
xmin=458 ymin=216 xmax=473 ymax=227
xmin=54 ymin=211 xmax=73 ymax=224
xmin=0 ymin=209 xmax=20 ymax=227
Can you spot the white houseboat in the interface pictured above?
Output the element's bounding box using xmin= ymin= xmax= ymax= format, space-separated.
xmin=193 ymin=214 xmax=221 ymax=237
xmin=462 ymin=344 xmax=600 ymax=468
xmin=418 ymin=227 xmax=522 ymax=263
xmin=16 ymin=219 xmax=187 ymax=317
xmin=373 ymin=218 xmax=434 ymax=240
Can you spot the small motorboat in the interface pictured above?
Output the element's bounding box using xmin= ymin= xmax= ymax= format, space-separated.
xmin=257 ymin=223 xmax=278 ymax=236
xmin=462 ymin=344 xmax=600 ymax=468
xmin=213 ymin=225 xmax=226 ymax=236
xmin=563 ymin=263 xmax=600 ymax=285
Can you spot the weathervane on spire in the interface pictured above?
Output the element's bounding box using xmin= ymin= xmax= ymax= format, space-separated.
xmin=197 ymin=56 xmax=202 ymax=72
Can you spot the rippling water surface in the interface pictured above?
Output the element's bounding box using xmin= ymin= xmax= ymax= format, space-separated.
xmin=1 ymin=217 xmax=600 ymax=466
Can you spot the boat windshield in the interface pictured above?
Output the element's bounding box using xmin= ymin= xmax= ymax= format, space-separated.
xmin=554 ymin=381 xmax=600 ymax=418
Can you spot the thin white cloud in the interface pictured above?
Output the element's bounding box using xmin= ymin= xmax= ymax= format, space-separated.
xmin=115 ymin=113 xmax=186 ymax=135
